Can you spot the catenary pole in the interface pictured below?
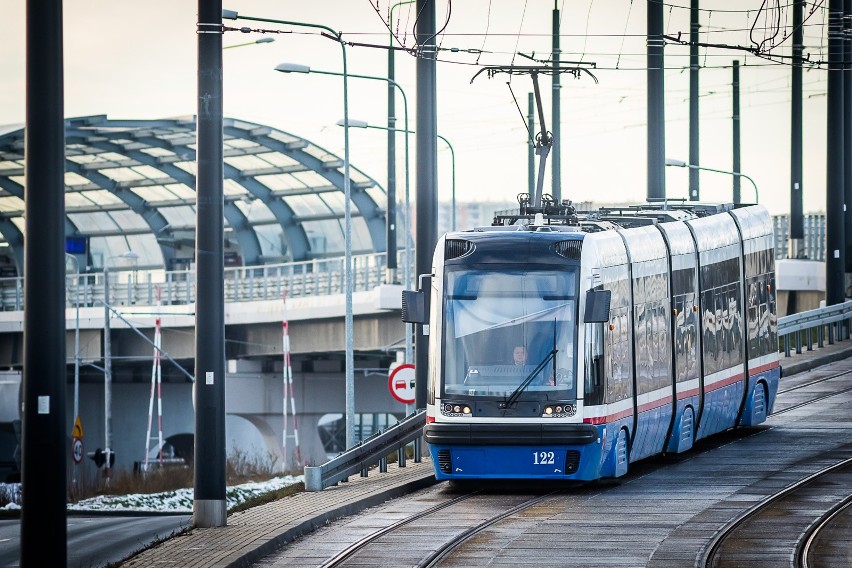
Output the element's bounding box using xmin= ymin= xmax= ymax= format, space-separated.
xmin=790 ymin=0 xmax=804 ymax=258
xmin=732 ymin=60 xmax=741 ymax=204
xmin=21 ymin=0 xmax=67 ymax=563
xmin=844 ymin=0 xmax=852 ymax=291
xmin=647 ymin=0 xmax=666 ymax=199
xmin=689 ymin=0 xmax=700 ymax=200
xmin=195 ymin=0 xmax=227 ymax=527
xmin=528 ymin=92 xmax=535 ymax=196
xmin=826 ymin=0 xmax=846 ymax=305
xmin=552 ymin=1 xmax=561 ymax=202
xmin=415 ymin=0 xmax=437 ymax=411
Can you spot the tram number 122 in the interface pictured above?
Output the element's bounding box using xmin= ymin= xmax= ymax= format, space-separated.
xmin=533 ymin=451 xmax=555 ymax=465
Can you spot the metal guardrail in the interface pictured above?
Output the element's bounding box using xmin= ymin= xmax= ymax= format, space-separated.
xmin=777 ymin=299 xmax=852 ymax=356
xmin=304 ymin=410 xmax=426 ymax=492
xmin=0 ymin=250 xmax=410 ymax=311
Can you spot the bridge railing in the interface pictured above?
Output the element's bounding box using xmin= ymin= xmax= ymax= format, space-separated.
xmin=304 ymin=410 xmax=426 ymax=492
xmin=0 ymin=251 xmax=408 ymax=311
xmin=777 ymin=299 xmax=852 ymax=356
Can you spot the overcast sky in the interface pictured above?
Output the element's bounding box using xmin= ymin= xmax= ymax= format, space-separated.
xmin=0 ymin=1 xmax=834 ymax=218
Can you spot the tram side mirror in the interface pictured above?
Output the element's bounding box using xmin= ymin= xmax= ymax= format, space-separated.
xmin=401 ymin=275 xmax=432 ymax=324
xmin=401 ymin=290 xmax=427 ymax=324
xmin=583 ymin=288 xmax=611 ymax=323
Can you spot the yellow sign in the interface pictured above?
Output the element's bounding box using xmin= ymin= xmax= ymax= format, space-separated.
xmin=72 ymin=415 xmax=84 ymax=438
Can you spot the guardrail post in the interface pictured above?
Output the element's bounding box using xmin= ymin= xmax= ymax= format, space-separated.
xmin=795 ymin=329 xmax=802 ymax=354
xmin=304 ymin=465 xmax=323 ymax=492
xmin=829 ymin=322 xmax=835 ymax=345
xmin=398 ymin=446 xmax=406 ymax=468
xmin=818 ymin=324 xmax=825 ymax=348
xmin=783 ymin=334 xmax=790 ymax=357
xmin=379 ymin=456 xmax=387 ymax=473
xmin=807 ymin=327 xmax=814 ymax=351
xmin=360 ymin=467 xmax=368 ymax=477
xmin=414 ymin=437 xmax=422 ymax=463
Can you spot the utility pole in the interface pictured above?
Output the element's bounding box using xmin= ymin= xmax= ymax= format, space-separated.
xmin=826 ymin=0 xmax=846 ymax=305
xmin=552 ymin=1 xmax=561 ymax=201
xmin=21 ymin=0 xmax=67 ymax=563
xmin=415 ymin=0 xmax=437 ymax=411
xmin=647 ymin=0 xmax=666 ymax=199
xmin=689 ymin=0 xmax=700 ymax=200
xmin=732 ymin=60 xmax=741 ymax=204
xmin=790 ymin=0 xmax=804 ymax=258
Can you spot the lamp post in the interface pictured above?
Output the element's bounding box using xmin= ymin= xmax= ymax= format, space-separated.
xmin=225 ymin=9 xmax=357 ymax=450
xmin=102 ymin=250 xmax=139 ymax=478
xmin=275 ymin=63 xmax=414 ymax=367
xmin=65 ymin=253 xmax=81 ymax=487
xmin=337 ymin=119 xmax=456 ymax=232
xmin=665 ymin=158 xmax=759 ymax=203
xmin=223 ymin=37 xmax=274 ymax=49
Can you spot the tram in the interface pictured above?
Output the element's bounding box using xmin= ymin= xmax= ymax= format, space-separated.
xmin=405 ymin=197 xmax=779 ymax=481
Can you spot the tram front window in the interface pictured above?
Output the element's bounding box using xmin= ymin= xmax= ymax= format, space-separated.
xmin=443 ymin=267 xmax=578 ymax=400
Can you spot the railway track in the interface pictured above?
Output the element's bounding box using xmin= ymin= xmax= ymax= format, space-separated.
xmin=700 ymin=457 xmax=852 ymax=568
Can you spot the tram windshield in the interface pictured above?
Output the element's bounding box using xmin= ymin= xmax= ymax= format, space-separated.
xmin=442 ymin=266 xmax=578 ymax=400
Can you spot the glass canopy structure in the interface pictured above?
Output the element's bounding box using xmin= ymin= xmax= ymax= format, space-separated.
xmin=0 ymin=116 xmax=388 ymax=275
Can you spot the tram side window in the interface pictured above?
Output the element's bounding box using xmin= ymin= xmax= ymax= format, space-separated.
xmin=584 ymin=322 xmax=605 ymax=406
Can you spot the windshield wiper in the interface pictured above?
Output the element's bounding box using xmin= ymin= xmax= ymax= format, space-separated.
xmin=500 ymin=348 xmax=557 ymax=408
xmin=501 ymin=319 xmax=558 ymax=408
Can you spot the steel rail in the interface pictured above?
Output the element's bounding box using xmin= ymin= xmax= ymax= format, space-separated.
xmin=418 ymin=492 xmax=560 ymax=568
xmin=699 ymin=456 xmax=852 ymax=568
xmin=319 ymin=491 xmax=479 ymax=568
xmin=797 ymin=493 xmax=852 ymax=568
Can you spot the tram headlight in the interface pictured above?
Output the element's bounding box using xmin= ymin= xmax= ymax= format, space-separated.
xmin=555 ymin=405 xmax=563 ymax=413
xmin=544 ymin=406 xmax=553 ymax=415
xmin=441 ymin=401 xmax=472 ymax=417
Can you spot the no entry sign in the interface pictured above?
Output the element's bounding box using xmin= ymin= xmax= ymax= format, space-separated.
xmin=388 ymin=363 xmax=415 ymax=404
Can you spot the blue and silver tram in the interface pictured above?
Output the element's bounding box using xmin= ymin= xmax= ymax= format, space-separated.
xmin=419 ymin=201 xmax=779 ymax=481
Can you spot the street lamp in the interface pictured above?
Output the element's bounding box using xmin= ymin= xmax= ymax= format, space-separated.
xmin=223 ymin=37 xmax=275 ymax=49
xmin=102 ymin=250 xmax=139 ymax=478
xmin=65 ymin=253 xmax=81 ymax=487
xmin=665 ymin=158 xmax=759 ymax=203
xmin=336 ymin=118 xmax=456 ymax=232
xmin=275 ymin=63 xmax=414 ymax=369
xmin=225 ymin=9 xmax=358 ymax=450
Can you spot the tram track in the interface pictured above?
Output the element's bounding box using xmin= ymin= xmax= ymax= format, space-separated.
xmin=700 ymin=457 xmax=852 ymax=568
xmin=417 ymin=491 xmax=559 ymax=567
xmin=797 ymin=493 xmax=852 ymax=568
xmin=316 ymin=489 xmax=560 ymax=568
xmin=776 ymin=367 xmax=852 ymax=395
xmin=318 ymin=491 xmax=479 ymax=568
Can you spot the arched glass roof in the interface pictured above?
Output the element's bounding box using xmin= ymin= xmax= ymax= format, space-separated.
xmin=0 ymin=115 xmax=387 ymax=275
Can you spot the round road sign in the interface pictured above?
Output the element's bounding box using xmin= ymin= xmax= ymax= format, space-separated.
xmin=388 ymin=364 xmax=415 ymax=404
xmin=72 ymin=437 xmax=84 ymax=464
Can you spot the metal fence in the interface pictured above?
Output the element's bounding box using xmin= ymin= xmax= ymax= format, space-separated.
xmin=0 ymin=251 xmax=407 ymax=312
xmin=777 ymin=299 xmax=852 ymax=356
xmin=772 ymin=214 xmax=826 ymax=261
